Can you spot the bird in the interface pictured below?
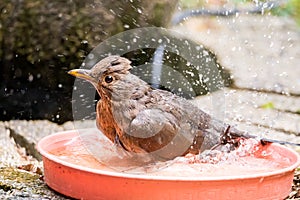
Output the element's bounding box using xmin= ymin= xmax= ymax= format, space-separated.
xmin=68 ymin=55 xmax=261 ymax=161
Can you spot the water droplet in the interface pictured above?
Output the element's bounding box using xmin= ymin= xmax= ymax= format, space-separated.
xmin=203 ymin=77 xmax=210 ymax=83
xmin=28 ymin=74 xmax=34 ymax=82
xmin=203 ymin=50 xmax=209 ymax=57
xmin=279 ymin=72 xmax=287 ymax=77
xmin=88 ymin=54 xmax=94 ymax=59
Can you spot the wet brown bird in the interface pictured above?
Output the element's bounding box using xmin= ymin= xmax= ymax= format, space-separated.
xmin=68 ymin=55 xmax=251 ymax=160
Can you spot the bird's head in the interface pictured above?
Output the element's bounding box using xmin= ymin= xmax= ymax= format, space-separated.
xmin=68 ymin=55 xmax=133 ymax=99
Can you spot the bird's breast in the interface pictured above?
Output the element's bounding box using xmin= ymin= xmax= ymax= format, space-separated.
xmin=96 ymin=100 xmax=117 ymax=143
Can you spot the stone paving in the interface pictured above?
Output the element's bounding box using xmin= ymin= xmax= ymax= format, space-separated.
xmin=173 ymin=14 xmax=300 ymax=150
xmin=174 ymin=14 xmax=300 ymax=95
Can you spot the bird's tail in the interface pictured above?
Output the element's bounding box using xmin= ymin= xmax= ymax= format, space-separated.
xmin=208 ymin=118 xmax=300 ymax=148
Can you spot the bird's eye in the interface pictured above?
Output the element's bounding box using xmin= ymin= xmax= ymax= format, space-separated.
xmin=111 ymin=60 xmax=120 ymax=66
xmin=104 ymin=75 xmax=114 ymax=83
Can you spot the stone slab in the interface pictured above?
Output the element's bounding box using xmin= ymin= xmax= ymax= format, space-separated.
xmin=192 ymin=88 xmax=300 ymax=148
xmin=173 ymin=15 xmax=300 ymax=95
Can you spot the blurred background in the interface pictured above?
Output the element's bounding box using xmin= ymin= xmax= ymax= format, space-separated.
xmin=0 ymin=0 xmax=299 ymax=124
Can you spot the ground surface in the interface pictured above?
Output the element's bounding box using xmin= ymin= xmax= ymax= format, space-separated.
xmin=0 ymin=13 xmax=299 ymax=199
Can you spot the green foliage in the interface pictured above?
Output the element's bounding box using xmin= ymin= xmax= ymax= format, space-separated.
xmin=272 ymin=0 xmax=300 ymax=25
xmin=0 ymin=0 xmax=178 ymax=73
xmin=180 ymin=0 xmax=300 ymax=26
xmin=0 ymin=0 xmax=121 ymax=70
xmin=180 ymin=0 xmax=204 ymax=9
xmin=260 ymin=102 xmax=275 ymax=109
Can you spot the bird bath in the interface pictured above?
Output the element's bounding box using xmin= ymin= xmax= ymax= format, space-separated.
xmin=38 ymin=129 xmax=300 ymax=200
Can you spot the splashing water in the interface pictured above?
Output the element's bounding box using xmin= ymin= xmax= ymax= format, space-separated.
xmin=48 ymin=130 xmax=293 ymax=177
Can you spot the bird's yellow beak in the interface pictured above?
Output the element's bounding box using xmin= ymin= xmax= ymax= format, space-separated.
xmin=68 ymin=69 xmax=97 ymax=84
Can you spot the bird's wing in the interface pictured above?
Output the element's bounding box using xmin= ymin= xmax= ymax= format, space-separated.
xmin=122 ymin=108 xmax=196 ymax=160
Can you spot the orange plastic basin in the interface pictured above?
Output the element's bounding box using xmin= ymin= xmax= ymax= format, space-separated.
xmin=38 ymin=129 xmax=300 ymax=200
